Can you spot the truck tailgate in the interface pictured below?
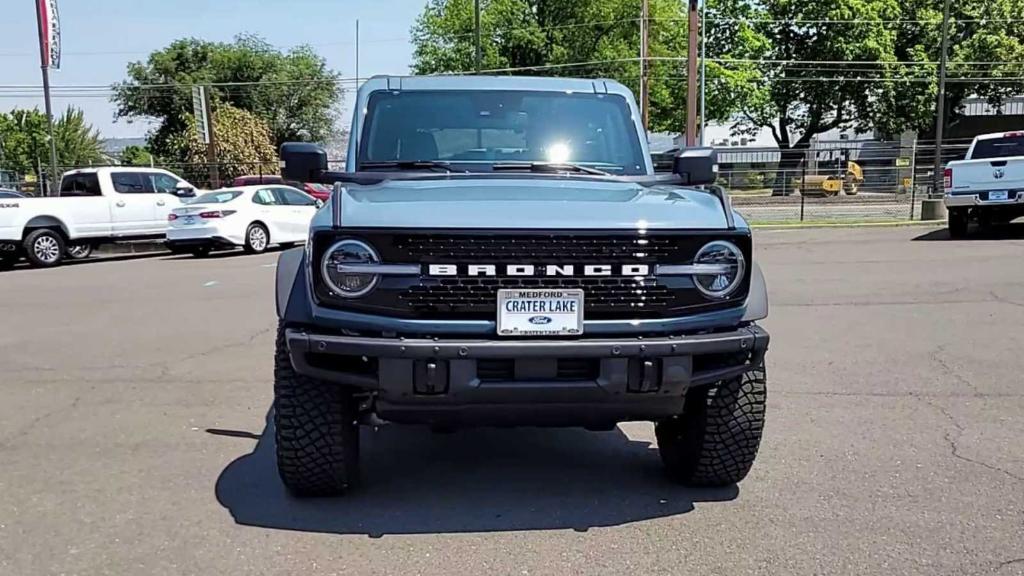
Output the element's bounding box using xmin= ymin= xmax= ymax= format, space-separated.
xmin=948 ymin=158 xmax=1024 ymax=193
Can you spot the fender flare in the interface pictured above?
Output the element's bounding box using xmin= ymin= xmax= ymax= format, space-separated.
xmin=741 ymin=262 xmax=769 ymax=322
xmin=276 ymin=247 xmax=307 ymax=320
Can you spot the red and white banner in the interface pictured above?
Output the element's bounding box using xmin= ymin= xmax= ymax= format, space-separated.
xmin=38 ymin=0 xmax=61 ymax=70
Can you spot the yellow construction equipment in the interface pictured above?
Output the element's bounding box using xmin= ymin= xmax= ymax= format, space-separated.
xmin=794 ymin=161 xmax=864 ymax=197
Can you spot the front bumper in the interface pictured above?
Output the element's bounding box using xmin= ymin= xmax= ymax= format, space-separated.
xmin=285 ymin=324 xmax=769 ymax=426
xmin=945 ymin=191 xmax=1024 ymax=208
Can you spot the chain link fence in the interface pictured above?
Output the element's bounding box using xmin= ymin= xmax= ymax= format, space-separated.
xmin=6 ymin=138 xmax=974 ymax=224
xmin=714 ymin=137 xmax=974 ymax=224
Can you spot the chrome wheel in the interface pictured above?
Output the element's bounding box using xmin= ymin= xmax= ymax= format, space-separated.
xmin=33 ymin=235 xmax=61 ymax=264
xmin=247 ymin=225 xmax=268 ymax=252
xmin=67 ymin=245 xmax=93 ymax=259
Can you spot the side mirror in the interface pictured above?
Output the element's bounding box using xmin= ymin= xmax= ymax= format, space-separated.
xmin=174 ymin=181 xmax=196 ymax=197
xmin=280 ymin=142 xmax=328 ymax=183
xmin=672 ymin=147 xmax=718 ymax=186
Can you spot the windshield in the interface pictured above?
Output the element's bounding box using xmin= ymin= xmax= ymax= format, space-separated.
xmin=358 ymin=90 xmax=647 ymax=175
xmin=193 ymin=191 xmax=242 ymax=204
xmin=971 ymin=136 xmax=1024 ymax=159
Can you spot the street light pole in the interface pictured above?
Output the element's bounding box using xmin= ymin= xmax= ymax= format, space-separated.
xmin=474 ymin=0 xmax=482 ymax=73
xmin=699 ymin=0 xmax=707 ymax=146
xmin=932 ymin=0 xmax=953 ymax=197
xmin=640 ymin=0 xmax=649 ymax=130
xmin=686 ymin=0 xmax=699 ymax=146
xmin=34 ymin=0 xmax=59 ymax=196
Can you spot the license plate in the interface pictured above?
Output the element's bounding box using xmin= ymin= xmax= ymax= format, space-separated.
xmin=184 ymin=215 xmax=196 ymax=225
xmin=989 ymin=190 xmax=1009 ymax=201
xmin=497 ymin=289 xmax=584 ymax=336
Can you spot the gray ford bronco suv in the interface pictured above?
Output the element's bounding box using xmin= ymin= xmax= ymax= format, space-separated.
xmin=275 ymin=75 xmax=769 ymax=496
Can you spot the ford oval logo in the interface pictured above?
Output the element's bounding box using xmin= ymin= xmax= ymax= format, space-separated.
xmin=529 ymin=316 xmax=552 ymax=325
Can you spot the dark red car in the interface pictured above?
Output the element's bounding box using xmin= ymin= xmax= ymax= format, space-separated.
xmin=229 ymin=175 xmax=332 ymax=202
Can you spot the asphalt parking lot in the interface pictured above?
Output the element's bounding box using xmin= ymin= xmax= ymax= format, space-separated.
xmin=1 ymin=225 xmax=1022 ymax=576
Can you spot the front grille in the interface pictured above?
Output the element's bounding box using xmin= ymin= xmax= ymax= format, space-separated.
xmin=393 ymin=234 xmax=676 ymax=263
xmin=314 ymin=230 xmax=753 ymax=322
xmin=401 ymin=277 xmax=673 ymax=316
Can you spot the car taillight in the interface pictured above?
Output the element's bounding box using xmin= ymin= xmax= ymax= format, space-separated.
xmin=943 ymin=168 xmax=952 ymax=190
xmin=168 ymin=213 xmax=178 ymax=221
xmin=199 ymin=210 xmax=236 ymax=218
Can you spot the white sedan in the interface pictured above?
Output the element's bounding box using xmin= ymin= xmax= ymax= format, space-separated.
xmin=166 ymin=185 xmax=321 ymax=256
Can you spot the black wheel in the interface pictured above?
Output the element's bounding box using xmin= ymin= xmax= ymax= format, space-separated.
xmin=274 ymin=323 xmax=360 ymax=497
xmin=190 ymin=246 xmax=212 ymax=258
xmin=244 ymin=223 xmax=269 ymax=254
xmin=23 ymin=229 xmax=65 ymax=267
xmin=948 ymin=208 xmax=969 ymax=239
xmin=656 ymin=366 xmax=767 ymax=487
xmin=66 ymin=244 xmax=93 ymax=260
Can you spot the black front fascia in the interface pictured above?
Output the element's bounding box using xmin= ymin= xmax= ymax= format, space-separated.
xmin=310 ymin=228 xmax=753 ymax=321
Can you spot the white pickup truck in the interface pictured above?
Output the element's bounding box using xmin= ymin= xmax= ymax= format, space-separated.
xmin=944 ymin=131 xmax=1024 ymax=238
xmin=0 ymin=167 xmax=200 ymax=268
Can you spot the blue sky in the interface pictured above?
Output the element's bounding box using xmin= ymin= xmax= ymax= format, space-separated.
xmin=0 ymin=0 xmax=422 ymax=138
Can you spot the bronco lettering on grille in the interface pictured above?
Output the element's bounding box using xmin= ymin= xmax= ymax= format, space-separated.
xmin=426 ymin=264 xmax=651 ymax=277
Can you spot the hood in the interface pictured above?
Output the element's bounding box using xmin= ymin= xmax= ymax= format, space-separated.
xmin=322 ymin=177 xmax=739 ymax=230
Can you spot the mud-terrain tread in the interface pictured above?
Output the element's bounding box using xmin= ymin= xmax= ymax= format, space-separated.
xmin=656 ymin=366 xmax=767 ymax=486
xmin=274 ymin=323 xmax=359 ymax=496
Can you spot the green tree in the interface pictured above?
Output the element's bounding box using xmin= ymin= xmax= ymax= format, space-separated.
xmin=120 ymin=145 xmax=155 ymax=166
xmin=52 ymin=108 xmax=106 ymax=166
xmin=411 ymin=0 xmax=693 ymax=133
xmin=0 ymin=107 xmax=104 ymax=176
xmin=112 ymin=34 xmax=342 ymax=159
xmin=879 ymin=0 xmax=1024 ymax=136
xmin=707 ymin=0 xmax=1024 ymax=157
xmin=165 ymin=104 xmax=278 ymax=186
xmin=704 ymin=0 xmax=904 ymax=182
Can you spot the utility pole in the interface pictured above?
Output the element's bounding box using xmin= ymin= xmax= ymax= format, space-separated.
xmin=474 ymin=0 xmax=482 ymax=73
xmin=640 ymin=0 xmax=650 ymax=131
xmin=203 ymin=86 xmax=219 ymax=189
xmin=355 ymin=19 xmax=360 ymax=84
xmin=699 ymin=0 xmax=707 ymax=146
xmin=34 ymin=0 xmax=59 ymax=196
xmin=932 ymin=0 xmax=953 ymax=197
xmin=686 ymin=0 xmax=699 ymax=147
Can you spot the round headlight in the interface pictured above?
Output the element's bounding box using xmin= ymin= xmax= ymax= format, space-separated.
xmin=321 ymin=239 xmax=380 ymax=298
xmin=693 ymin=240 xmax=745 ymax=299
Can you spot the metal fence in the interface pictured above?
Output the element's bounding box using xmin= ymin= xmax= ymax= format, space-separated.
xmin=714 ymin=137 xmax=974 ymax=224
xmin=7 ymin=138 xmax=975 ymax=224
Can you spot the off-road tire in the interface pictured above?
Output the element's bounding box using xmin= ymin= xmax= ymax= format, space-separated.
xmin=274 ymin=323 xmax=360 ymax=497
xmin=656 ymin=366 xmax=767 ymax=486
xmin=948 ymin=208 xmax=969 ymax=239
xmin=23 ymin=229 xmax=65 ymax=267
xmin=244 ymin=223 xmax=269 ymax=254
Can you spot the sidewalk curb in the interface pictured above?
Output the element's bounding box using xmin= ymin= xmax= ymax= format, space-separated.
xmin=751 ymin=220 xmax=946 ymax=230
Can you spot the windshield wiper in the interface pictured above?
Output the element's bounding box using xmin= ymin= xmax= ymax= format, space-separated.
xmin=359 ymin=160 xmax=456 ymax=173
xmin=490 ymin=162 xmax=612 ymax=176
